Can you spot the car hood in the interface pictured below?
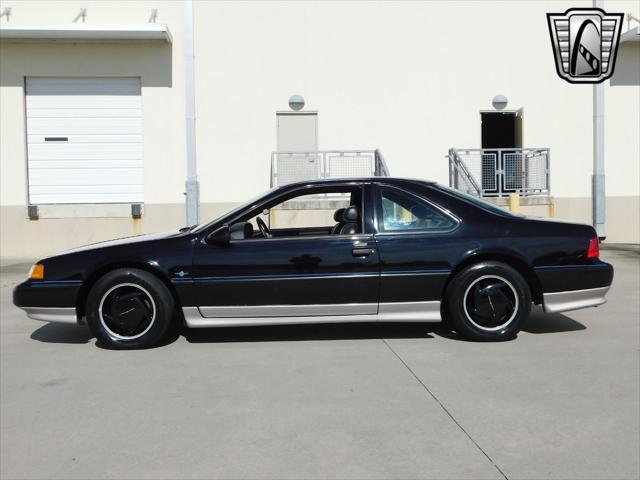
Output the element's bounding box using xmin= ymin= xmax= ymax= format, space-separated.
xmin=51 ymin=230 xmax=186 ymax=257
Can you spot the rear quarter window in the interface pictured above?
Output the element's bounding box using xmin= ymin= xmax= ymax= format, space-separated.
xmin=429 ymin=184 xmax=517 ymax=218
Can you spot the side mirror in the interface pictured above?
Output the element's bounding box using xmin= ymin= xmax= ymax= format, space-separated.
xmin=205 ymin=224 xmax=230 ymax=246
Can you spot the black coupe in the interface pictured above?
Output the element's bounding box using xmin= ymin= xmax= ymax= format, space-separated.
xmin=13 ymin=178 xmax=613 ymax=348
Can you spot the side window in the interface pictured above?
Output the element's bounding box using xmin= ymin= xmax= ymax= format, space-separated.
xmin=232 ymin=186 xmax=363 ymax=239
xmin=378 ymin=187 xmax=456 ymax=232
xmin=269 ymin=193 xmax=351 ymax=230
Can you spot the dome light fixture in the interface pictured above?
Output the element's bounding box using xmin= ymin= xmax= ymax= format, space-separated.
xmin=288 ymin=94 xmax=305 ymax=111
xmin=492 ymin=94 xmax=508 ymax=110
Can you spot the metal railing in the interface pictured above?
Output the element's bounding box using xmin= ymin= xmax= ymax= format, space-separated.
xmin=449 ymin=148 xmax=550 ymax=197
xmin=271 ymin=149 xmax=390 ymax=187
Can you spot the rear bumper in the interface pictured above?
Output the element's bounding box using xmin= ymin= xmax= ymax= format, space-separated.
xmin=543 ymin=286 xmax=610 ymax=313
xmin=536 ymin=261 xmax=613 ymax=314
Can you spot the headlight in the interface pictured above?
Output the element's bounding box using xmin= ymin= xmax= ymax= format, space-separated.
xmin=28 ymin=264 xmax=44 ymax=280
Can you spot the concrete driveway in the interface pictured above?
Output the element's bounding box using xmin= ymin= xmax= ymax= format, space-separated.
xmin=1 ymin=249 xmax=638 ymax=480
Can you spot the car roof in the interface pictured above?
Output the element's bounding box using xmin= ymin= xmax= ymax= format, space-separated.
xmin=279 ymin=177 xmax=437 ymax=189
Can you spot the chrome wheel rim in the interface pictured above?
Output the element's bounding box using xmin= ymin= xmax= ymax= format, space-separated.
xmin=463 ymin=275 xmax=519 ymax=332
xmin=98 ymin=283 xmax=156 ymax=340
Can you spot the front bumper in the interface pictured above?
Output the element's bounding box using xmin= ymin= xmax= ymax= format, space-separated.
xmin=13 ymin=280 xmax=81 ymax=324
xmin=19 ymin=307 xmax=78 ymax=324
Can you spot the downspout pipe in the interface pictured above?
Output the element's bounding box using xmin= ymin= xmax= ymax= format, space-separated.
xmin=593 ymin=0 xmax=606 ymax=239
xmin=184 ymin=0 xmax=199 ymax=226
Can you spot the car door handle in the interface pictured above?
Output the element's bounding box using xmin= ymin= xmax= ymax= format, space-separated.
xmin=352 ymin=248 xmax=374 ymax=257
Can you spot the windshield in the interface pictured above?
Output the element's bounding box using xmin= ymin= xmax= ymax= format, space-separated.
xmin=191 ymin=186 xmax=277 ymax=233
xmin=433 ymin=184 xmax=516 ymax=217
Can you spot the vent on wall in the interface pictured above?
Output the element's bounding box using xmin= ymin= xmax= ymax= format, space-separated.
xmin=131 ymin=203 xmax=143 ymax=218
xmin=27 ymin=205 xmax=38 ymax=220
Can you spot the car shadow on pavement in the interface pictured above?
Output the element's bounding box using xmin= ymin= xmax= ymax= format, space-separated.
xmin=30 ymin=323 xmax=94 ymax=344
xmin=28 ymin=310 xmax=586 ymax=347
xmin=182 ymin=312 xmax=587 ymax=344
xmin=182 ymin=322 xmax=437 ymax=344
xmin=522 ymin=306 xmax=587 ymax=334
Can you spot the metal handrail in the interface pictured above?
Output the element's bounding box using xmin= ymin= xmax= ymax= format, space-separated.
xmin=448 ymin=147 xmax=550 ymax=197
xmin=271 ymin=149 xmax=390 ymax=187
xmin=449 ymin=148 xmax=482 ymax=196
xmin=374 ymin=149 xmax=390 ymax=176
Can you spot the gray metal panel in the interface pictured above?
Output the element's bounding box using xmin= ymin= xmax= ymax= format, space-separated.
xmin=20 ymin=307 xmax=77 ymax=324
xmin=198 ymin=303 xmax=378 ymax=318
xmin=276 ymin=112 xmax=318 ymax=152
xmin=543 ymin=286 xmax=610 ymax=313
xmin=378 ymin=301 xmax=441 ymax=322
xmin=184 ymin=313 xmax=378 ymax=328
xmin=183 ymin=301 xmax=442 ymax=327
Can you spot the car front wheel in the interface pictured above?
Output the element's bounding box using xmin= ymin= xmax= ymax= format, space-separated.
xmin=444 ymin=261 xmax=531 ymax=341
xmin=86 ymin=268 xmax=175 ymax=349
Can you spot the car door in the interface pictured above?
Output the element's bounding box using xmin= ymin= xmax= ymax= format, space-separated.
xmin=192 ymin=183 xmax=380 ymax=319
xmin=372 ymin=183 xmax=460 ymax=321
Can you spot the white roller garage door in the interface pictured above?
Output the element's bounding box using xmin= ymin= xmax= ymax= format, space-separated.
xmin=25 ymin=77 xmax=143 ymax=204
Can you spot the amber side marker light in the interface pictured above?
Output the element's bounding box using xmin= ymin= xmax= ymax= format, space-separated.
xmin=29 ymin=264 xmax=44 ymax=280
xmin=587 ymin=237 xmax=600 ymax=260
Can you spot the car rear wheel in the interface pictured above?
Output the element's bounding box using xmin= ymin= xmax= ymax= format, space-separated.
xmin=444 ymin=261 xmax=531 ymax=341
xmin=86 ymin=268 xmax=174 ymax=349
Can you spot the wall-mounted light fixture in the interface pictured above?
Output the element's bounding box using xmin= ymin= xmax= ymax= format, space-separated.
xmin=491 ymin=94 xmax=508 ymax=110
xmin=288 ymin=94 xmax=305 ymax=111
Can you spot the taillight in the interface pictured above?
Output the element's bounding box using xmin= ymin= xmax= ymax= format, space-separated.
xmin=587 ymin=237 xmax=600 ymax=259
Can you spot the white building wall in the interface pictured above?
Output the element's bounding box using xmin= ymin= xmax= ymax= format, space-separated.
xmin=603 ymin=0 xmax=640 ymax=242
xmin=195 ymin=0 xmax=599 ymax=201
xmin=0 ymin=0 xmax=638 ymax=258
xmin=1 ymin=1 xmax=187 ymax=206
xmin=0 ymin=1 xmax=190 ymax=257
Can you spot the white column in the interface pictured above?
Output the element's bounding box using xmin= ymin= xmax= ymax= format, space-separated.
xmin=184 ymin=0 xmax=199 ymax=226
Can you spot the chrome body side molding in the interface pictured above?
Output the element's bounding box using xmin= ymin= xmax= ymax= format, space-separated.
xmin=378 ymin=301 xmax=441 ymax=322
xmin=198 ymin=303 xmax=377 ymax=318
xmin=543 ymin=286 xmax=610 ymax=313
xmin=20 ymin=307 xmax=77 ymax=324
xmin=182 ymin=301 xmax=441 ymax=328
xmin=184 ymin=313 xmax=379 ymax=328
xmin=182 ymin=306 xmax=204 ymax=323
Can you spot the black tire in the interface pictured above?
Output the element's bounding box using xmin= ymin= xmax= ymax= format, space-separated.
xmin=444 ymin=261 xmax=531 ymax=341
xmin=86 ymin=268 xmax=175 ymax=349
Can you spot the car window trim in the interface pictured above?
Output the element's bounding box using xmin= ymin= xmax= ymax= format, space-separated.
xmin=229 ymin=233 xmax=374 ymax=245
xmin=372 ymin=183 xmax=461 ymax=235
xmin=201 ymin=182 xmax=371 ymax=242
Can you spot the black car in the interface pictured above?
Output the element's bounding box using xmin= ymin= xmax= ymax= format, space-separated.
xmin=13 ymin=178 xmax=613 ymax=349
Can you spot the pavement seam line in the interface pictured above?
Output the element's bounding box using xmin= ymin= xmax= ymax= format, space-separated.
xmin=380 ymin=338 xmax=509 ymax=480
